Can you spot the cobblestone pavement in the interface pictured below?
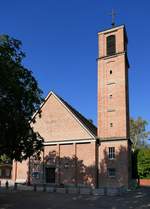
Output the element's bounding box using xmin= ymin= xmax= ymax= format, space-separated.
xmin=0 ymin=187 xmax=150 ymax=209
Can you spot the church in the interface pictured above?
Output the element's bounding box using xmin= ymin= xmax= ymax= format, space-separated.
xmin=9 ymin=24 xmax=132 ymax=189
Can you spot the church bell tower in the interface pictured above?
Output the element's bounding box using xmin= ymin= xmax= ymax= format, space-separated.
xmin=97 ymin=24 xmax=131 ymax=188
xmin=98 ymin=25 xmax=129 ymax=139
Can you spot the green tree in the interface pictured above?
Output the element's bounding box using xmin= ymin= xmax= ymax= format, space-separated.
xmin=137 ymin=148 xmax=150 ymax=179
xmin=0 ymin=35 xmax=43 ymax=161
xmin=130 ymin=117 xmax=150 ymax=151
xmin=0 ymin=154 xmax=11 ymax=164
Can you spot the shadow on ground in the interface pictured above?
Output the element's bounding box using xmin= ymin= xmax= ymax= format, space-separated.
xmin=0 ymin=187 xmax=150 ymax=209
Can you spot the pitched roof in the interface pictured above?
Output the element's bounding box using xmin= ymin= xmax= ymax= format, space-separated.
xmin=32 ymin=91 xmax=97 ymax=137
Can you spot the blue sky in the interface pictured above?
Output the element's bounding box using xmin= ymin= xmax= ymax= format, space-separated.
xmin=1 ymin=0 xmax=150 ymax=130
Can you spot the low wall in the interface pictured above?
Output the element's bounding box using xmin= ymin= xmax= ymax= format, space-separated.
xmin=140 ymin=179 xmax=150 ymax=186
xmin=0 ymin=184 xmax=125 ymax=196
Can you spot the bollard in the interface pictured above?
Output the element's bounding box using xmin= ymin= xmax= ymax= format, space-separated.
xmin=5 ymin=181 xmax=9 ymax=189
xmin=14 ymin=183 xmax=17 ymax=191
xmin=33 ymin=184 xmax=37 ymax=192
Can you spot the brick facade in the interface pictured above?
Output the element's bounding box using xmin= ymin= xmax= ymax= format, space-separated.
xmin=97 ymin=26 xmax=129 ymax=139
xmin=13 ymin=92 xmax=97 ymax=187
xmin=9 ymin=25 xmax=131 ymax=189
xmin=97 ymin=25 xmax=131 ymax=188
xmin=32 ymin=94 xmax=93 ymax=141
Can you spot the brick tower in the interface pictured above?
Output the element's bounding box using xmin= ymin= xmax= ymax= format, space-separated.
xmin=97 ymin=25 xmax=131 ymax=188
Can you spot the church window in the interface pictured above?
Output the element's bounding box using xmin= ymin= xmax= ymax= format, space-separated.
xmin=107 ymin=35 xmax=116 ymax=56
xmin=110 ymin=70 xmax=112 ymax=74
xmin=108 ymin=147 xmax=115 ymax=159
xmin=108 ymin=168 xmax=116 ymax=177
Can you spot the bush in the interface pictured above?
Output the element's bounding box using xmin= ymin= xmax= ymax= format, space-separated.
xmin=137 ymin=148 xmax=150 ymax=179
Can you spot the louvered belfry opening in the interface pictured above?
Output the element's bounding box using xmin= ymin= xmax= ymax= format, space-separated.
xmin=107 ymin=35 xmax=116 ymax=56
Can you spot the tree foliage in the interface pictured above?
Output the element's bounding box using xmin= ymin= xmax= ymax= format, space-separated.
xmin=0 ymin=154 xmax=11 ymax=165
xmin=137 ymin=148 xmax=150 ymax=179
xmin=130 ymin=117 xmax=150 ymax=151
xmin=0 ymin=35 xmax=43 ymax=161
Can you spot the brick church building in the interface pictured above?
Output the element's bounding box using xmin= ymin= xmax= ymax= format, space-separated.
xmin=5 ymin=24 xmax=132 ymax=188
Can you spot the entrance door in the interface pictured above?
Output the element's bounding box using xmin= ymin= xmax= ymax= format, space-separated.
xmin=45 ymin=167 xmax=55 ymax=183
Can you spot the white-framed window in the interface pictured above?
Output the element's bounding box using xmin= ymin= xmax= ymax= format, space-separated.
xmin=108 ymin=168 xmax=116 ymax=177
xmin=108 ymin=147 xmax=115 ymax=159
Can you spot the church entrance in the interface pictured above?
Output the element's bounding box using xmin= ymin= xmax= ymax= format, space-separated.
xmin=45 ymin=167 xmax=55 ymax=183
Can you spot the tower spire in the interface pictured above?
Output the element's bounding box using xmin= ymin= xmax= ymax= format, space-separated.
xmin=109 ymin=9 xmax=116 ymax=27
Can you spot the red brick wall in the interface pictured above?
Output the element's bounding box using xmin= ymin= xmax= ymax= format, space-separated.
xmin=99 ymin=140 xmax=129 ymax=188
xmin=97 ymin=26 xmax=130 ymax=188
xmin=14 ymin=141 xmax=97 ymax=187
xmin=44 ymin=142 xmax=96 ymax=187
xmin=97 ymin=26 xmax=129 ymax=139
xmin=31 ymin=94 xmax=93 ymax=141
xmin=139 ymin=179 xmax=150 ymax=186
xmin=76 ymin=142 xmax=96 ymax=187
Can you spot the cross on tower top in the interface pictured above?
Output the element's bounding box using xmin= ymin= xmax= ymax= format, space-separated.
xmin=109 ymin=9 xmax=116 ymax=27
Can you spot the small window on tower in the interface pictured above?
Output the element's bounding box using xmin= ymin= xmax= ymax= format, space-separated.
xmin=109 ymin=94 xmax=112 ymax=99
xmin=107 ymin=35 xmax=116 ymax=56
xmin=110 ymin=70 xmax=112 ymax=74
xmin=110 ymin=123 xmax=113 ymax=127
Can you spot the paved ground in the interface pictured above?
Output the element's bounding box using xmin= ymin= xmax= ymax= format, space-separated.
xmin=0 ymin=187 xmax=150 ymax=209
